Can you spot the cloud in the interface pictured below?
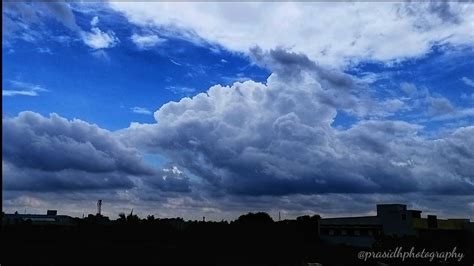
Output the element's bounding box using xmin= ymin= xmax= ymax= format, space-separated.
xmin=3 ymin=161 xmax=134 ymax=192
xmin=219 ymin=74 xmax=252 ymax=85
xmin=3 ymin=80 xmax=49 ymax=97
xmin=42 ymin=1 xmax=82 ymax=31
xmin=3 ymin=2 xmax=80 ymax=44
xmin=3 ymin=111 xmax=153 ymax=175
xmin=91 ymin=49 xmax=110 ymax=61
xmin=37 ymin=47 xmax=53 ymax=54
xmin=2 ymin=111 xmax=154 ymax=191
xmin=395 ymin=82 xmax=474 ymax=121
xmin=3 ymin=2 xmax=80 ymax=32
xmin=249 ymin=47 xmax=397 ymax=119
xmin=109 ymin=2 xmax=474 ymax=67
xmin=131 ymin=106 xmax=152 ymax=115
xmin=400 ymin=82 xmax=418 ymax=95
xmin=428 ymin=96 xmax=456 ymax=116
xmin=3 ymin=4 xmax=119 ymax=51
xmin=118 ymin=49 xmax=474 ymax=197
xmin=169 ymin=59 xmax=182 ymax=66
xmin=165 ymin=86 xmax=196 ymax=96
xmin=3 ymin=90 xmax=42 ymax=97
xmin=81 ymin=18 xmax=119 ymax=50
xmin=90 ymin=16 xmax=99 ymax=27
xmin=461 ymin=76 xmax=474 ymax=87
xmin=461 ymin=93 xmax=474 ymax=101
xmin=429 ymin=107 xmax=474 ymax=122
xmin=3 ymin=111 xmax=197 ymax=195
xmin=131 ymin=33 xmax=166 ymax=49
xmin=143 ymin=165 xmax=191 ymax=193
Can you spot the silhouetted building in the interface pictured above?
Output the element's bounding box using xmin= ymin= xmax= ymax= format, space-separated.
xmin=319 ymin=204 xmax=473 ymax=247
xmin=47 ymin=210 xmax=57 ymax=216
xmin=3 ymin=210 xmax=75 ymax=226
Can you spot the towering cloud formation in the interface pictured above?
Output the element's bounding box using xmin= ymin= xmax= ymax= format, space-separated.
xmin=2 ymin=48 xmax=473 ymax=218
xmin=118 ymin=49 xmax=474 ymax=196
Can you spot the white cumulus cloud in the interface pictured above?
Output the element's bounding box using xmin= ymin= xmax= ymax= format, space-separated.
xmin=81 ymin=17 xmax=119 ymax=50
xmin=82 ymin=27 xmax=119 ymax=50
xmin=117 ymin=49 xmax=474 ymax=197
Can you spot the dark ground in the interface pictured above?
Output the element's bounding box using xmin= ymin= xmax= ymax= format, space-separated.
xmin=2 ymin=213 xmax=473 ymax=265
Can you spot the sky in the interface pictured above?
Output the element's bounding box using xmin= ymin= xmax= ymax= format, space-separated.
xmin=2 ymin=2 xmax=474 ymax=220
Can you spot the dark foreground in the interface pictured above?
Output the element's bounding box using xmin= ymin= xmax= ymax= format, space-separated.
xmin=2 ymin=214 xmax=473 ymax=265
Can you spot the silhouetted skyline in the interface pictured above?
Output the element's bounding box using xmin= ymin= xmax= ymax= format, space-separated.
xmin=2 ymin=203 xmax=473 ymax=265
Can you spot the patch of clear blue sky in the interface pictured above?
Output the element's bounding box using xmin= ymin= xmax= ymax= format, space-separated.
xmin=3 ymin=5 xmax=473 ymax=134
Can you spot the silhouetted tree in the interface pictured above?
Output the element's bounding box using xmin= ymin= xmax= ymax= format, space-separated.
xmin=118 ymin=213 xmax=126 ymax=223
xmin=126 ymin=212 xmax=140 ymax=224
xmin=236 ymin=212 xmax=273 ymax=225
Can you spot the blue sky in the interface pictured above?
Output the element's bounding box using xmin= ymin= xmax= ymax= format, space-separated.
xmin=3 ymin=2 xmax=474 ymax=220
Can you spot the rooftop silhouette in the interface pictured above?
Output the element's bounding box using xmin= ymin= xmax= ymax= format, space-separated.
xmin=2 ymin=203 xmax=473 ymax=265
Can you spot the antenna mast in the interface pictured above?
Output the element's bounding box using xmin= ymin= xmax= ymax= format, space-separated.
xmin=97 ymin=200 xmax=102 ymax=216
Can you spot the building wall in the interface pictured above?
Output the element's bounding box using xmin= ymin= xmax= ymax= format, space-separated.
xmin=413 ymin=218 xmax=470 ymax=230
xmin=377 ymin=204 xmax=418 ymax=236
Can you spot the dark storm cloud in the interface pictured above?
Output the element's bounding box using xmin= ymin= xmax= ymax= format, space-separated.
xmin=3 ymin=111 xmax=152 ymax=175
xmin=2 ymin=111 xmax=158 ymax=191
xmin=118 ymin=48 xmax=474 ymax=197
xmin=3 ymin=161 xmax=134 ymax=192
xmin=3 ymin=111 xmax=198 ymax=194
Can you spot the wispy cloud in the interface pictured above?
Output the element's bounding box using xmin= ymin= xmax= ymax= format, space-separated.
xmin=131 ymin=33 xmax=166 ymax=49
xmin=91 ymin=50 xmax=111 ymax=61
xmin=3 ymin=80 xmax=49 ymax=97
xmin=428 ymin=107 xmax=474 ymax=122
xmin=130 ymin=106 xmax=152 ymax=115
xmin=37 ymin=47 xmax=53 ymax=54
xmin=165 ymin=86 xmax=196 ymax=96
xmin=461 ymin=93 xmax=474 ymax=101
xmin=169 ymin=59 xmax=182 ymax=66
xmin=461 ymin=76 xmax=474 ymax=87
